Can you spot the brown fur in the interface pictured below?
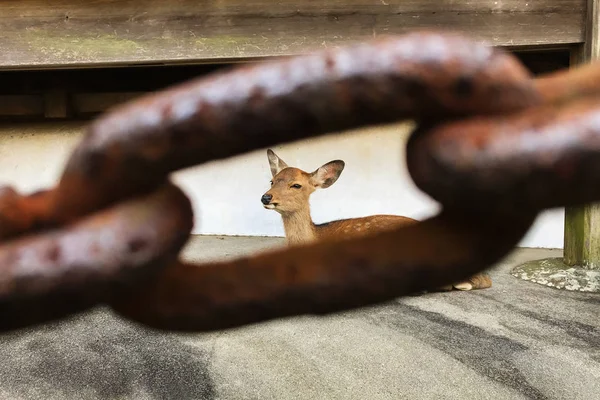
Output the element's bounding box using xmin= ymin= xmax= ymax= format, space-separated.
xmin=261 ymin=149 xmax=491 ymax=291
xmin=316 ymin=215 xmax=417 ymax=241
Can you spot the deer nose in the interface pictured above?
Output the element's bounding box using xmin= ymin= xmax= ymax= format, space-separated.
xmin=261 ymin=194 xmax=273 ymax=205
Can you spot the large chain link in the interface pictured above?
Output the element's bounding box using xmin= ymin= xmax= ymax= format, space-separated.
xmin=1 ymin=30 xmax=599 ymax=333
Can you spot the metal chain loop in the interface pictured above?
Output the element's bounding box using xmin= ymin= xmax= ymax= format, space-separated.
xmin=1 ymin=30 xmax=599 ymax=332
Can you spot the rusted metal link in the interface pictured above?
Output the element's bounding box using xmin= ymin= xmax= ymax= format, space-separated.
xmin=407 ymin=96 xmax=600 ymax=215
xmin=0 ymin=30 xmax=599 ymax=333
xmin=0 ymin=184 xmax=192 ymax=331
xmin=534 ymin=61 xmax=600 ymax=105
xmin=110 ymin=212 xmax=536 ymax=332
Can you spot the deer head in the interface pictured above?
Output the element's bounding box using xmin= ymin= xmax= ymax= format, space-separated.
xmin=261 ymin=149 xmax=345 ymax=215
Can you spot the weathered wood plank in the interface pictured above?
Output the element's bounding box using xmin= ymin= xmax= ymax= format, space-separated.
xmin=0 ymin=0 xmax=586 ymax=69
xmin=563 ymin=0 xmax=600 ymax=268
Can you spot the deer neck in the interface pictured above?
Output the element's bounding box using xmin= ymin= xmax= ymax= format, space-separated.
xmin=281 ymin=207 xmax=317 ymax=245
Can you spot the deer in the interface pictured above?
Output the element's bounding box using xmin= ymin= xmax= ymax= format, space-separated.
xmin=260 ymin=149 xmax=492 ymax=292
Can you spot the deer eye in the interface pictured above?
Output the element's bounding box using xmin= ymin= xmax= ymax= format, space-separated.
xmin=291 ymin=184 xmax=302 ymax=189
xmin=270 ymin=181 xmax=273 ymax=186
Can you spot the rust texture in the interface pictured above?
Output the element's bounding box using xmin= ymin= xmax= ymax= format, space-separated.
xmin=0 ymin=184 xmax=193 ymax=331
xmin=407 ymin=97 xmax=600 ymax=214
xmin=110 ymin=213 xmax=536 ymax=332
xmin=0 ymin=30 xmax=598 ymax=333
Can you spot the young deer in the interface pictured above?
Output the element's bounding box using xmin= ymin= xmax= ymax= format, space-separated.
xmin=260 ymin=149 xmax=492 ymax=291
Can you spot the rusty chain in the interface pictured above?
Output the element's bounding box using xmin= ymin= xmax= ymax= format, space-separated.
xmin=1 ymin=30 xmax=600 ymax=333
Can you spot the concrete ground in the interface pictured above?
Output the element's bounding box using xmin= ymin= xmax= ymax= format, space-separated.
xmin=0 ymin=236 xmax=599 ymax=400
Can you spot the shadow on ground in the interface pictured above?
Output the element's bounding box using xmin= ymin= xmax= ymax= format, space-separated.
xmin=0 ymin=310 xmax=215 ymax=400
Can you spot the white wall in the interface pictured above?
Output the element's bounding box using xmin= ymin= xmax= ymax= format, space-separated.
xmin=0 ymin=121 xmax=564 ymax=248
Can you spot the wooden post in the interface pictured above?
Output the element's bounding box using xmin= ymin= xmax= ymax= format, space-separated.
xmin=564 ymin=0 xmax=600 ymax=269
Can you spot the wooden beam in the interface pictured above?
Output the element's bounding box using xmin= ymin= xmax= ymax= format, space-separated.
xmin=0 ymin=0 xmax=586 ymax=70
xmin=71 ymin=92 xmax=144 ymax=115
xmin=0 ymin=50 xmax=568 ymax=119
xmin=0 ymin=95 xmax=44 ymax=117
xmin=44 ymin=89 xmax=69 ymax=118
xmin=564 ymin=0 xmax=600 ymax=268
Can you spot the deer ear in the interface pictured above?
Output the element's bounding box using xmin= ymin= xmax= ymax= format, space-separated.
xmin=310 ymin=160 xmax=345 ymax=189
xmin=267 ymin=149 xmax=289 ymax=177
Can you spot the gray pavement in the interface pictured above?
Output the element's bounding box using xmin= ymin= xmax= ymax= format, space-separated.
xmin=0 ymin=236 xmax=599 ymax=400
